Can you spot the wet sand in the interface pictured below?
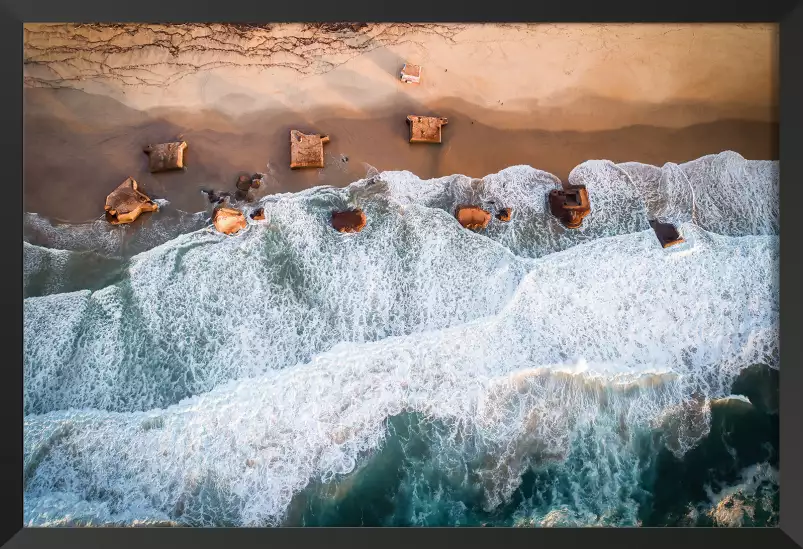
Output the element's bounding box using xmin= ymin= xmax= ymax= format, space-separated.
xmin=25 ymin=88 xmax=778 ymax=222
xmin=23 ymin=23 xmax=779 ymax=223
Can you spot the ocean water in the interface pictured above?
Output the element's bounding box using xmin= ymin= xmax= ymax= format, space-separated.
xmin=22 ymin=151 xmax=779 ymax=527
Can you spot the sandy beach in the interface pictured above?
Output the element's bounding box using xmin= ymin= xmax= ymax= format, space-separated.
xmin=23 ymin=23 xmax=779 ymax=222
xmin=22 ymin=23 xmax=782 ymax=528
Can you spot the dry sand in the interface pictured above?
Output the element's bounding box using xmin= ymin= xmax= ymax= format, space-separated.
xmin=23 ymin=23 xmax=778 ymax=222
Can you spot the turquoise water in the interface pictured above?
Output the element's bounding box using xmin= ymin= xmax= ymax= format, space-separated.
xmin=23 ymin=152 xmax=779 ymax=526
xmin=292 ymin=366 xmax=778 ymax=527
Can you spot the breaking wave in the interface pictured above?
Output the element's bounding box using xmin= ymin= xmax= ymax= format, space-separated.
xmin=23 ymin=151 xmax=779 ymax=526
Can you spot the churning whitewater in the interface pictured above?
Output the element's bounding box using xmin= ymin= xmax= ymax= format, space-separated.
xmin=23 ymin=151 xmax=779 ymax=527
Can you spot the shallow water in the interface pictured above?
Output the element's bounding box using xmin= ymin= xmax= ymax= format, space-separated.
xmin=22 ymin=151 xmax=779 ymax=526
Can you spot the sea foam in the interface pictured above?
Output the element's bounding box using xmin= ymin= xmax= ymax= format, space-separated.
xmin=22 ymin=151 xmax=779 ymax=526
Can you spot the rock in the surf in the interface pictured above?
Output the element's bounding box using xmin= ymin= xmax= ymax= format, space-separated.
xmin=213 ymin=206 xmax=247 ymax=235
xmin=496 ymin=207 xmax=512 ymax=222
xmin=548 ymin=185 xmax=591 ymax=229
xmin=236 ymin=174 xmax=253 ymax=192
xmin=104 ymin=177 xmax=159 ymax=225
xmin=331 ymin=209 xmax=367 ymax=233
xmin=250 ymin=208 xmax=266 ymax=221
xmin=143 ymin=141 xmax=188 ymax=173
xmin=250 ymin=174 xmax=265 ymax=189
xmin=203 ymin=189 xmax=231 ymax=205
xmin=234 ymin=175 xmax=256 ymax=202
xmin=454 ymin=205 xmax=491 ymax=230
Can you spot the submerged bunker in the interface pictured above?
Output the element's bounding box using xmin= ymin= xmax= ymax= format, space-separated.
xmin=649 ymin=220 xmax=686 ymax=248
xmin=496 ymin=207 xmax=513 ymax=222
xmin=331 ymin=209 xmax=367 ymax=233
xmin=455 ymin=205 xmax=491 ymax=230
xmin=213 ymin=206 xmax=247 ymax=235
xmin=104 ymin=177 xmax=159 ymax=225
xmin=548 ymin=185 xmax=591 ymax=229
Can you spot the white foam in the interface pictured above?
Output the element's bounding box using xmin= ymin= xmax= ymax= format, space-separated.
xmin=713 ymin=394 xmax=753 ymax=405
xmin=345 ymin=163 xmax=650 ymax=259
xmin=23 ymin=223 xmax=779 ymax=526
xmin=23 ymin=241 xmax=129 ymax=298
xmin=620 ymin=151 xmax=778 ymax=236
xmin=24 ymin=204 xmax=536 ymax=414
xmin=23 ymin=208 xmax=208 ymax=258
xmin=23 ymin=151 xmax=780 ymax=526
xmin=23 ymin=242 xmax=70 ymax=294
xmin=25 ymin=151 xmax=777 ymax=259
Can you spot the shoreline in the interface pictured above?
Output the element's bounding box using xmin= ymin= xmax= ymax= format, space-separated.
xmin=22 ymin=23 xmax=781 ymax=529
xmin=25 ymin=87 xmax=778 ymax=223
xmin=24 ymin=23 xmax=779 ymax=223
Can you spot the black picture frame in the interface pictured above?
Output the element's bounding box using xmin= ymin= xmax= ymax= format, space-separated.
xmin=3 ymin=0 xmax=801 ymax=547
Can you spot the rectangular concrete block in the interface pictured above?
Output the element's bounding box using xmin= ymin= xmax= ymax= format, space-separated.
xmin=407 ymin=115 xmax=448 ymax=144
xmin=400 ymin=63 xmax=421 ymax=84
xmin=290 ymin=130 xmax=330 ymax=169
